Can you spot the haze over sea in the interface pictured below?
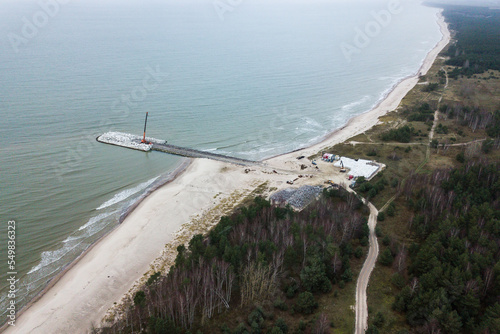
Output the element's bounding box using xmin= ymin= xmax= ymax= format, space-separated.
xmin=0 ymin=0 xmax=442 ymax=317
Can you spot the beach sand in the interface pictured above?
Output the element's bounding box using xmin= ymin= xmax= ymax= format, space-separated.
xmin=1 ymin=12 xmax=450 ymax=334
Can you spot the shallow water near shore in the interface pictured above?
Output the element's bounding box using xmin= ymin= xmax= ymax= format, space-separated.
xmin=0 ymin=0 xmax=442 ymax=318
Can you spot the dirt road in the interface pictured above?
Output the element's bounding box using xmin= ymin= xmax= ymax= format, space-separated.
xmin=354 ymin=201 xmax=379 ymax=333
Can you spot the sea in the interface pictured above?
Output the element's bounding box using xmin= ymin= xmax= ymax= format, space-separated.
xmin=0 ymin=0 xmax=442 ymax=320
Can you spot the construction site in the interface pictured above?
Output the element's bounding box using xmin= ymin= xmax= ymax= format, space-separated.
xmin=96 ymin=113 xmax=258 ymax=166
xmin=97 ymin=113 xmax=385 ymax=210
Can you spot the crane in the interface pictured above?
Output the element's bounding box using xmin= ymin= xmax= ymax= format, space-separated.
xmin=141 ymin=112 xmax=150 ymax=144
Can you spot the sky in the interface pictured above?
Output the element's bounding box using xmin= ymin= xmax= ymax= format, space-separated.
xmin=425 ymin=0 xmax=500 ymax=6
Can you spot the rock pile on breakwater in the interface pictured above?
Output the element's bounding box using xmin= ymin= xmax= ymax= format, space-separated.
xmin=97 ymin=132 xmax=166 ymax=152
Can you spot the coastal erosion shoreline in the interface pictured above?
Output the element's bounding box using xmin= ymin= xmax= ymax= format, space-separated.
xmin=0 ymin=159 xmax=192 ymax=333
xmin=1 ymin=10 xmax=450 ymax=334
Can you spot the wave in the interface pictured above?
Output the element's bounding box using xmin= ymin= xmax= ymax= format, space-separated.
xmin=62 ymin=235 xmax=83 ymax=243
xmin=78 ymin=210 xmax=117 ymax=231
xmin=27 ymin=241 xmax=83 ymax=275
xmin=96 ymin=177 xmax=159 ymax=210
xmin=341 ymin=95 xmax=370 ymax=112
xmin=26 ymin=211 xmax=117 ymax=276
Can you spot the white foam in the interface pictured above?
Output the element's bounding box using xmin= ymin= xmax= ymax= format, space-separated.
xmin=62 ymin=235 xmax=83 ymax=243
xmin=78 ymin=210 xmax=117 ymax=231
xmin=97 ymin=177 xmax=159 ymax=210
xmin=341 ymin=95 xmax=370 ymax=111
xmin=27 ymin=210 xmax=118 ymax=275
xmin=27 ymin=242 xmax=81 ymax=275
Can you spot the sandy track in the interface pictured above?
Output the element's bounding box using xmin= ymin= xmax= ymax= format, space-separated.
xmin=354 ymin=202 xmax=379 ymax=334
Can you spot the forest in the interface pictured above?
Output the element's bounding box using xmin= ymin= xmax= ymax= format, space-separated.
xmin=440 ymin=6 xmax=500 ymax=76
xmin=100 ymin=188 xmax=370 ymax=334
xmin=388 ymin=162 xmax=500 ymax=333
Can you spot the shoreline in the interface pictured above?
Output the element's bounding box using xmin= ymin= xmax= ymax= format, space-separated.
xmin=265 ymin=10 xmax=450 ymax=164
xmin=0 ymin=159 xmax=192 ymax=333
xmin=1 ymin=11 xmax=450 ymax=334
xmin=118 ymin=159 xmax=193 ymax=223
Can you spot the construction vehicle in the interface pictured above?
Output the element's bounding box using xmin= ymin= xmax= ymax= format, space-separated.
xmin=340 ymin=160 xmax=346 ymax=173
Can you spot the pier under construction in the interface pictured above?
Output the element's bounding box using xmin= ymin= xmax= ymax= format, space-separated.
xmin=96 ymin=113 xmax=258 ymax=166
xmin=96 ymin=131 xmax=258 ymax=166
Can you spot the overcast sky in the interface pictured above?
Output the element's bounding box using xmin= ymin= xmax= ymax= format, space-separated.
xmin=426 ymin=0 xmax=500 ymax=7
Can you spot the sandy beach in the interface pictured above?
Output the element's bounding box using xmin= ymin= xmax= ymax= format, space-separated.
xmin=1 ymin=12 xmax=450 ymax=334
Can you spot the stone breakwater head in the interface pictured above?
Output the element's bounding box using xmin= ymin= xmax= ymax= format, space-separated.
xmin=97 ymin=132 xmax=259 ymax=166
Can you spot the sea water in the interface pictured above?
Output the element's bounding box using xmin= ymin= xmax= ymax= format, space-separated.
xmin=0 ymin=0 xmax=442 ymax=318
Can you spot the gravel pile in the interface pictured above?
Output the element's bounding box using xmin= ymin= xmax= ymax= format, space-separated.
xmin=270 ymin=188 xmax=296 ymax=204
xmin=271 ymin=185 xmax=323 ymax=210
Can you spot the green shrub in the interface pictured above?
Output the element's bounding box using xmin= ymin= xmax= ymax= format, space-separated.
xmin=274 ymin=318 xmax=288 ymax=334
xmin=390 ymin=178 xmax=399 ymax=188
xmin=382 ymin=235 xmax=391 ymax=246
xmin=234 ymin=323 xmax=249 ymax=334
xmin=422 ymin=83 xmax=439 ymax=92
xmin=379 ymin=249 xmax=394 ymax=266
xmin=360 ymin=236 xmax=369 ymax=247
xmin=294 ymin=292 xmax=318 ymax=315
xmin=220 ymin=323 xmax=231 ymax=334
xmin=268 ymin=327 xmax=283 ymax=334
xmin=373 ymin=312 xmax=385 ymax=328
xmin=148 ymin=316 xmax=182 ymax=334
xmin=248 ymin=307 xmax=264 ymax=326
xmin=386 ymin=205 xmax=395 ymax=217
xmin=286 ymin=284 xmax=298 ymax=299
xmin=436 ymin=123 xmax=449 ymax=134
xmin=134 ymin=290 xmax=146 ymax=307
xmin=391 ymin=273 xmax=406 ymax=289
xmin=274 ymin=298 xmax=288 ymax=311
xmin=354 ymin=247 xmax=363 ymax=259
xmin=300 ymin=258 xmax=332 ymax=293
xmin=380 ymin=125 xmax=414 ymax=143
xmin=341 ymin=268 xmax=353 ymax=282
xmin=377 ymin=212 xmax=386 ymax=221
xmin=147 ymin=272 xmax=161 ymax=286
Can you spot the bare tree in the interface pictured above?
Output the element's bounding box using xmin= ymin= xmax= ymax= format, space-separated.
xmin=312 ymin=313 xmax=330 ymax=334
